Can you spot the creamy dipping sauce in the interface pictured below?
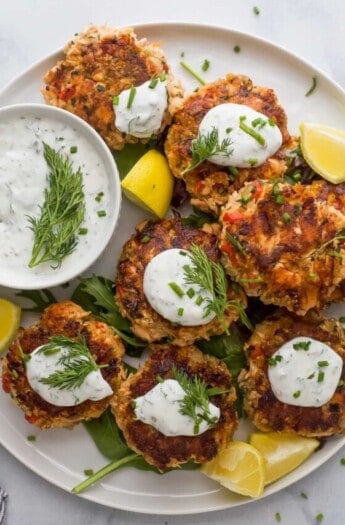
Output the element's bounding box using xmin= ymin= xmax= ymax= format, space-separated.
xmin=197 ymin=103 xmax=282 ymax=168
xmin=114 ymin=78 xmax=168 ymax=138
xmin=268 ymin=337 xmax=343 ymax=407
xmin=143 ymin=248 xmax=216 ymax=326
xmin=0 ymin=112 xmax=112 ymax=280
xmin=26 ymin=344 xmax=113 ymax=407
xmin=134 ymin=379 xmax=220 ymax=436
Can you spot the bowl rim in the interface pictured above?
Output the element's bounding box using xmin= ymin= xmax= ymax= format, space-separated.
xmin=0 ymin=102 xmax=122 ymax=290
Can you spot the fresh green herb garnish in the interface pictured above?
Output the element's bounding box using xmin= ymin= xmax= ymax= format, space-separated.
xmin=112 ymin=94 xmax=119 ymax=105
xmin=268 ymin=355 xmax=282 ymax=366
xmin=182 ymin=244 xmax=251 ymax=332
xmin=16 ymin=288 xmax=58 ymax=312
xmin=305 ymin=76 xmax=317 ymax=97
xmin=148 ymin=76 xmax=159 ymax=89
xmin=275 ymin=512 xmax=282 ymax=522
xmin=201 ymin=59 xmax=210 ymax=72
xmin=318 ymin=361 xmax=329 ymax=367
xmin=180 ymin=60 xmax=206 ymax=85
xmin=173 ymin=366 xmax=225 ymax=435
xmin=168 ymin=281 xmax=185 ymax=298
xmin=70 ymin=146 xmax=77 ymax=154
xmin=253 ymin=6 xmax=260 ymax=15
xmin=181 ymin=207 xmax=214 ymax=228
xmin=226 ymin=233 xmax=246 ymax=256
xmin=127 ymin=85 xmax=136 ymax=109
xmin=239 ymin=115 xmax=266 ymax=146
xmin=177 ymin=307 xmax=184 ymax=317
xmin=97 ymin=210 xmax=107 ymax=217
xmin=293 ymin=341 xmax=311 ymax=351
xmin=317 ymin=371 xmax=325 ymax=383
xmin=95 ymin=191 xmax=104 ymax=203
xmin=233 ymin=45 xmax=241 ymax=53
xmin=182 ymin=128 xmax=232 ymax=174
xmin=340 ymin=458 xmax=345 ymax=465
xmin=282 ymin=212 xmax=291 ymax=224
xmin=310 ymin=229 xmax=345 ymax=258
xmin=301 ymin=491 xmax=308 ymax=499
xmin=293 ymin=390 xmax=301 ymax=398
xmin=27 ymin=143 xmax=85 ymax=268
xmin=38 ymin=335 xmax=105 ymax=391
xmin=315 ymin=513 xmax=324 ymax=522
xmin=83 ymin=469 xmax=94 ymax=476
xmin=27 ymin=435 xmax=36 ymax=442
xmin=140 ymin=235 xmax=151 ymax=243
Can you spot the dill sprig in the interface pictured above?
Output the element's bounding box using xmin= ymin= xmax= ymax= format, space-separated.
xmin=173 ymin=366 xmax=226 ymax=434
xmin=309 ymin=229 xmax=345 ymax=258
xmin=182 ymin=244 xmax=250 ymax=333
xmin=39 ymin=335 xmax=105 ymax=391
xmin=181 ymin=128 xmax=232 ymax=174
xmin=27 ymin=143 xmax=86 ymax=268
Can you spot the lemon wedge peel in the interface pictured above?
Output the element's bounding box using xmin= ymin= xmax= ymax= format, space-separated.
xmin=121 ymin=149 xmax=174 ymax=219
xmin=201 ymin=441 xmax=265 ymax=498
xmin=0 ymin=298 xmax=21 ymax=353
xmin=249 ymin=432 xmax=319 ymax=485
xmin=300 ymin=122 xmax=345 ymax=184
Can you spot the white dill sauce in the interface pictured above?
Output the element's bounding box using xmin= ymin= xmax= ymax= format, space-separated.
xmin=198 ymin=103 xmax=282 ymax=168
xmin=113 ymin=78 xmax=168 ymax=138
xmin=268 ymin=336 xmax=343 ymax=407
xmin=26 ymin=344 xmax=112 ymax=407
xmin=143 ymin=248 xmax=216 ymax=326
xmin=134 ymin=379 xmax=220 ymax=436
xmin=0 ymin=110 xmax=113 ymax=284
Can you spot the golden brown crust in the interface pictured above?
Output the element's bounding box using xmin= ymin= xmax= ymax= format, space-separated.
xmin=219 ymin=179 xmax=345 ymax=314
xmin=115 ymin=218 xmax=247 ymax=345
xmin=239 ymin=310 xmax=345 ymax=437
xmin=42 ymin=25 xmax=184 ymax=150
xmin=164 ymin=73 xmax=293 ymax=215
xmin=112 ymin=344 xmax=238 ymax=470
xmin=1 ymin=301 xmax=126 ymax=430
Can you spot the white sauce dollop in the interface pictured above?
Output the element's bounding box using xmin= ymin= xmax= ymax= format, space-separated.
xmin=143 ymin=248 xmax=216 ymax=326
xmin=268 ymin=337 xmax=343 ymax=407
xmin=26 ymin=345 xmax=113 ymax=407
xmin=134 ymin=379 xmax=220 ymax=436
xmin=198 ymin=103 xmax=283 ymax=168
xmin=114 ymin=78 xmax=168 ymax=138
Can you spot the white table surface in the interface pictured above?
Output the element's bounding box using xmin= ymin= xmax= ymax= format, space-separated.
xmin=1 ymin=1 xmax=345 ymax=523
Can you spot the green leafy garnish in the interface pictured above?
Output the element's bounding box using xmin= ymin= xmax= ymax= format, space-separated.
xmin=71 ymin=275 xmax=146 ymax=351
xmin=173 ymin=366 xmax=226 ymax=435
xmin=15 ymin=288 xmax=57 ymax=312
xmin=181 ymin=128 xmax=232 ymax=174
xmin=27 ymin=143 xmax=85 ymax=268
xmin=181 ymin=207 xmax=215 ymax=228
xmin=38 ymin=335 xmax=104 ymax=390
xmin=239 ymin=115 xmax=266 ymax=146
xmin=305 ymin=76 xmax=317 ymax=97
xmin=180 ymin=60 xmax=206 ymax=85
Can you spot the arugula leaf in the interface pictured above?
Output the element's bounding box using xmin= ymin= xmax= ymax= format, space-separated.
xmin=196 ymin=323 xmax=249 ymax=417
xmin=71 ymin=275 xmax=146 ymax=349
xmin=182 ymin=207 xmax=215 ymax=228
xmin=15 ymin=288 xmax=58 ymax=312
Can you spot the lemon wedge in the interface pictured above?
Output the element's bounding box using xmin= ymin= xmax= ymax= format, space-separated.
xmin=0 ymin=298 xmax=21 ymax=353
xmin=249 ymin=432 xmax=319 ymax=485
xmin=121 ymin=149 xmax=174 ymax=218
xmin=201 ymin=441 xmax=265 ymax=498
xmin=300 ymin=122 xmax=345 ymax=183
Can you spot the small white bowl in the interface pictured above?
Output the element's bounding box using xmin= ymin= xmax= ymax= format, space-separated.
xmin=0 ymin=103 xmax=121 ymax=290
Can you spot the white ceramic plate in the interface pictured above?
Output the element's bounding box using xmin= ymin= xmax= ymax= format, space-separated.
xmin=0 ymin=22 xmax=345 ymax=515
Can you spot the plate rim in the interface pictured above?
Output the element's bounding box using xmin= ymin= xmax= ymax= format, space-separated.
xmin=1 ymin=20 xmax=345 ymax=515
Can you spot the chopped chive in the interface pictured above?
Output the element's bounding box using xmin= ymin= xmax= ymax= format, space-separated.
xmin=180 ymin=60 xmax=206 ymax=85
xmin=340 ymin=458 xmax=345 ymax=465
xmin=42 ymin=347 xmax=61 ymax=356
xmin=11 ymin=369 xmax=19 ymax=378
xmin=177 ymin=307 xmax=184 ymax=317
xmin=78 ymin=227 xmax=88 ymax=235
xmin=275 ymin=195 xmax=285 ymax=205
xmin=195 ymin=296 xmax=204 ymax=306
xmin=149 ymin=77 xmax=159 ymax=89
xmin=95 ymin=191 xmax=104 ymax=202
xmin=339 ymin=316 xmax=345 ymax=323
xmin=228 ymin=166 xmax=238 ymax=177
xmin=239 ymin=115 xmax=266 ymax=146
xmin=112 ymin=94 xmax=119 ymax=105
xmin=308 ymin=273 xmax=316 ymax=281
xmin=307 ymin=373 xmax=315 ymax=379
xmin=27 ymin=435 xmax=36 ymax=442
xmin=140 ymin=235 xmax=151 ymax=243
xmin=305 ymin=76 xmax=317 ymax=97
xmin=293 ymin=341 xmax=311 ymax=351
xmin=233 ymin=45 xmax=241 ymax=53
xmin=226 ymin=233 xmax=246 ymax=256
xmin=268 ymin=355 xmax=282 ymax=366
xmin=127 ymin=85 xmax=136 ymax=109
xmin=292 ymin=171 xmax=302 ymax=181
xmin=248 ymin=158 xmax=258 ymax=167
xmin=317 ymin=371 xmax=325 ymax=383
xmin=201 ymin=59 xmax=210 ymax=72
xmin=293 ymin=390 xmax=301 ymax=398
xmin=268 ymin=118 xmax=276 ymax=127
xmin=70 ymin=146 xmax=77 ymax=154
xmin=160 ymin=72 xmax=167 ymax=82
xmin=315 ymin=513 xmax=324 ymax=522
xmin=168 ymin=281 xmax=185 ymax=297
xmin=179 ymin=250 xmax=187 ymax=256
xmin=226 ymin=127 xmax=232 ymax=134
xmin=180 ymin=51 xmax=185 ymax=58
xmin=253 ymin=6 xmax=260 ymax=15
xmin=275 ymin=512 xmax=281 ymax=522
xmin=84 ymin=469 xmax=94 ymax=476
xmin=239 ymin=195 xmax=251 ymax=205
xmin=252 ymin=117 xmax=267 ymax=129
xmin=318 ymin=361 xmax=329 ymax=367
xmin=97 ymin=210 xmax=107 ymax=217
xmin=187 ymin=288 xmax=195 ymax=298
xmin=282 ymin=212 xmax=291 ymax=223
xmin=301 ymin=491 xmax=308 ymax=499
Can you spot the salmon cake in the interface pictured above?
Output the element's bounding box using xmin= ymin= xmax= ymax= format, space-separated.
xmin=219 ymin=179 xmax=345 ymax=315
xmin=239 ymin=310 xmax=345 ymax=437
xmin=42 ymin=25 xmax=184 ymax=150
xmin=1 ymin=301 xmax=126 ymax=429
xmin=164 ymin=73 xmax=294 ymax=215
xmin=115 ymin=218 xmax=247 ymax=346
xmin=112 ymin=344 xmax=238 ymax=470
